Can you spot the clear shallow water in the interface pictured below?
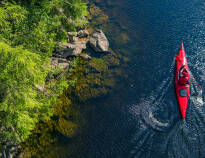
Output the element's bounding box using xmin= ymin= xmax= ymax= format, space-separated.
xmin=75 ymin=0 xmax=205 ymax=158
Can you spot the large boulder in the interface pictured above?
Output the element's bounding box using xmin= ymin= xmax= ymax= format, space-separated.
xmin=89 ymin=30 xmax=109 ymax=52
xmin=57 ymin=42 xmax=87 ymax=58
xmin=54 ymin=29 xmax=91 ymax=61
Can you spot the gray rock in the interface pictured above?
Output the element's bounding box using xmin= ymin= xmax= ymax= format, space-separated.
xmin=1 ymin=145 xmax=6 ymax=150
xmin=80 ymin=54 xmax=92 ymax=60
xmin=0 ymin=143 xmax=19 ymax=158
xmin=2 ymin=150 xmax=6 ymax=158
xmin=0 ymin=145 xmax=6 ymax=158
xmin=89 ymin=30 xmax=109 ymax=52
xmin=67 ymin=32 xmax=78 ymax=43
xmin=51 ymin=57 xmax=67 ymax=63
xmin=51 ymin=57 xmax=69 ymax=69
xmin=58 ymin=63 xmax=70 ymax=69
xmin=6 ymin=149 xmax=15 ymax=158
xmin=56 ymin=58 xmax=67 ymax=63
xmin=67 ymin=32 xmax=77 ymax=37
xmin=8 ymin=146 xmax=17 ymax=153
xmin=58 ymin=42 xmax=87 ymax=58
xmin=72 ymin=47 xmax=83 ymax=56
xmin=73 ymin=42 xmax=87 ymax=50
xmin=68 ymin=36 xmax=79 ymax=43
xmin=51 ymin=57 xmax=59 ymax=66
xmin=61 ymin=48 xmax=76 ymax=58
xmin=67 ymin=30 xmax=89 ymax=42
xmin=77 ymin=30 xmax=89 ymax=38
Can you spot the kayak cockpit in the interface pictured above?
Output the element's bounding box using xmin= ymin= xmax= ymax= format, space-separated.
xmin=179 ymin=89 xmax=187 ymax=97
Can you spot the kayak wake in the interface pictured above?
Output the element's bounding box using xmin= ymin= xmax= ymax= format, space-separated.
xmin=129 ymin=69 xmax=205 ymax=158
xmin=140 ymin=58 xmax=176 ymax=132
xmin=129 ymin=57 xmax=204 ymax=133
xmin=128 ymin=52 xmax=205 ymax=157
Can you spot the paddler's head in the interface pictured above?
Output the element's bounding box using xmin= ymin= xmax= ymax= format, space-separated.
xmin=182 ymin=71 xmax=188 ymax=77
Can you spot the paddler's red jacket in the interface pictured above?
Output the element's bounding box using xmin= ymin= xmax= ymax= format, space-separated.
xmin=179 ymin=71 xmax=189 ymax=85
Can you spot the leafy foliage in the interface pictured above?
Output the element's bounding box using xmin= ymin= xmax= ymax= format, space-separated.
xmin=0 ymin=42 xmax=48 ymax=142
xmin=0 ymin=0 xmax=87 ymax=143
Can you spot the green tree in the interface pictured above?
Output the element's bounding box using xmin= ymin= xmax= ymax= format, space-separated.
xmin=0 ymin=42 xmax=48 ymax=142
xmin=0 ymin=0 xmax=87 ymax=143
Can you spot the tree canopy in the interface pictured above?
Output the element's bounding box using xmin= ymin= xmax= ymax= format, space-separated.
xmin=0 ymin=0 xmax=87 ymax=143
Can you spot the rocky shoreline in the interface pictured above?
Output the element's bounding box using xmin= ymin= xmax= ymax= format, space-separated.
xmin=0 ymin=29 xmax=110 ymax=158
xmin=16 ymin=1 xmax=130 ymax=157
xmin=51 ymin=29 xmax=109 ymax=69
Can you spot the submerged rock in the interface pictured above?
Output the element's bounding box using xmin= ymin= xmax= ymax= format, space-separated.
xmin=89 ymin=30 xmax=109 ymax=52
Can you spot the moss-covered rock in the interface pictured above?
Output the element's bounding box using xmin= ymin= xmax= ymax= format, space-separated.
xmin=56 ymin=118 xmax=78 ymax=137
xmin=90 ymin=58 xmax=107 ymax=72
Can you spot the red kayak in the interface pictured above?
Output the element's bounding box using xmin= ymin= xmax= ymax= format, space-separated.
xmin=175 ymin=43 xmax=190 ymax=119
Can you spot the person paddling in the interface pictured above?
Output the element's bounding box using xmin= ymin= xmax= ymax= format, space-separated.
xmin=179 ymin=66 xmax=189 ymax=85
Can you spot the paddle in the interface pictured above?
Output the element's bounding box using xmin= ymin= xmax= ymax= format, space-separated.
xmin=175 ymin=55 xmax=202 ymax=90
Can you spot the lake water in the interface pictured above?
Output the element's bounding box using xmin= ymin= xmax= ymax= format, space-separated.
xmin=77 ymin=0 xmax=205 ymax=158
xmin=24 ymin=0 xmax=205 ymax=157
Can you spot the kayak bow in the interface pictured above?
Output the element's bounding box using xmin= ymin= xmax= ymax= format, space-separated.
xmin=175 ymin=43 xmax=190 ymax=119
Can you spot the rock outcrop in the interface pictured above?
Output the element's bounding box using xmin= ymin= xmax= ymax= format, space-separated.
xmin=52 ymin=29 xmax=109 ymax=69
xmin=89 ymin=30 xmax=109 ymax=52
xmin=59 ymin=42 xmax=87 ymax=58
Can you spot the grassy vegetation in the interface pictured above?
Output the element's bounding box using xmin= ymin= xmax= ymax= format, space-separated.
xmin=0 ymin=0 xmax=88 ymax=143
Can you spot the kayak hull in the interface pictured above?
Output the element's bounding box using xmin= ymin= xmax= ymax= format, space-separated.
xmin=175 ymin=43 xmax=190 ymax=119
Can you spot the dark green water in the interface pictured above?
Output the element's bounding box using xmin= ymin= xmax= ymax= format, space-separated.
xmin=24 ymin=0 xmax=205 ymax=157
xmin=77 ymin=0 xmax=205 ymax=157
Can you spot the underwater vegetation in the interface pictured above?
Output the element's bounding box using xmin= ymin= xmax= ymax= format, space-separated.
xmin=21 ymin=1 xmax=131 ymax=157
